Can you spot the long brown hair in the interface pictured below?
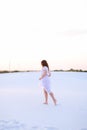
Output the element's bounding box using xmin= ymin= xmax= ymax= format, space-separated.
xmin=41 ymin=60 xmax=49 ymax=70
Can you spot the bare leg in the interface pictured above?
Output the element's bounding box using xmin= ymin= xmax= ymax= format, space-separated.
xmin=49 ymin=92 xmax=57 ymax=105
xmin=43 ymin=89 xmax=48 ymax=104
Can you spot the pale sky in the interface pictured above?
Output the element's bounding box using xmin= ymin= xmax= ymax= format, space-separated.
xmin=0 ymin=0 xmax=87 ymax=70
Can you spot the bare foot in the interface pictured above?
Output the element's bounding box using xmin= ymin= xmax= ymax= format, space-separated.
xmin=43 ymin=102 xmax=48 ymax=105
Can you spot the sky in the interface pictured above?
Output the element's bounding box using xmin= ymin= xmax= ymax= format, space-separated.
xmin=0 ymin=0 xmax=87 ymax=70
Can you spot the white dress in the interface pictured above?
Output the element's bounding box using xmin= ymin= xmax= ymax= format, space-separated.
xmin=40 ymin=66 xmax=51 ymax=93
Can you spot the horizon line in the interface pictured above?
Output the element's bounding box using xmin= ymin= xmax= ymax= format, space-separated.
xmin=0 ymin=68 xmax=87 ymax=72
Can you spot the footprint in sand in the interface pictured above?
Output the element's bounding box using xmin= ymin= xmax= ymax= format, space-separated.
xmin=81 ymin=128 xmax=87 ymax=130
xmin=0 ymin=120 xmax=25 ymax=130
xmin=44 ymin=127 xmax=58 ymax=130
xmin=30 ymin=126 xmax=58 ymax=130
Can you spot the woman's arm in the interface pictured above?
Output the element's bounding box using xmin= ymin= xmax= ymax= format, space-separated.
xmin=39 ymin=70 xmax=47 ymax=80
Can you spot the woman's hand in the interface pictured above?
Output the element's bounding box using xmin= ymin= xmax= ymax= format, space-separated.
xmin=48 ymin=71 xmax=51 ymax=77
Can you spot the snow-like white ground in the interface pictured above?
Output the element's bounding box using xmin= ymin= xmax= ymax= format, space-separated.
xmin=0 ymin=72 xmax=87 ymax=130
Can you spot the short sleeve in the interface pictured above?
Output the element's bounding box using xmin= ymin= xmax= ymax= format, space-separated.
xmin=42 ymin=66 xmax=48 ymax=72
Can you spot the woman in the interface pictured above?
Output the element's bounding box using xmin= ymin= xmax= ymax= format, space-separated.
xmin=39 ymin=60 xmax=57 ymax=105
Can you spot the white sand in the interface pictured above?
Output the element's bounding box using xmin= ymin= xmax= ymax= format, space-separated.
xmin=0 ymin=72 xmax=87 ymax=130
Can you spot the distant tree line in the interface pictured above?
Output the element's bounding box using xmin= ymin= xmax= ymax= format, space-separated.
xmin=0 ymin=70 xmax=20 ymax=74
xmin=53 ymin=68 xmax=87 ymax=72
